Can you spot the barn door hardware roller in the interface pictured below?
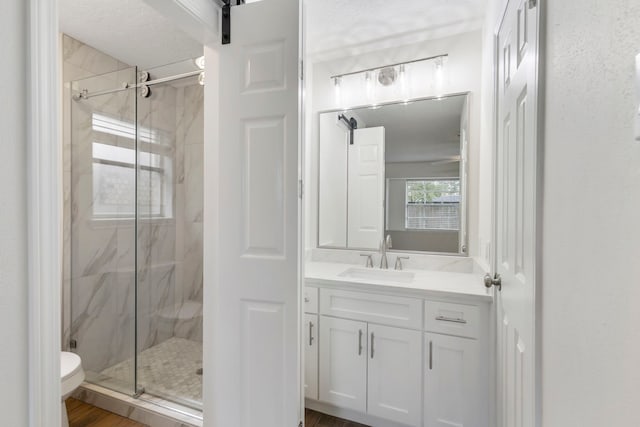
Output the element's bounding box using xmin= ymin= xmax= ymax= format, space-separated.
xmin=222 ymin=0 xmax=246 ymax=45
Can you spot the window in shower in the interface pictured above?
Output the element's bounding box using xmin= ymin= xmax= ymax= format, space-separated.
xmin=91 ymin=113 xmax=173 ymax=219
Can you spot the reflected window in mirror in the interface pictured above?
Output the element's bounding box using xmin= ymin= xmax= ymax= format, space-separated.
xmin=405 ymin=179 xmax=460 ymax=230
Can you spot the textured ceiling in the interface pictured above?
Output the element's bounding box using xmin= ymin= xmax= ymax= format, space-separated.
xmin=305 ymin=0 xmax=486 ymax=57
xmin=347 ymin=95 xmax=465 ymax=163
xmin=59 ymin=0 xmax=203 ymax=70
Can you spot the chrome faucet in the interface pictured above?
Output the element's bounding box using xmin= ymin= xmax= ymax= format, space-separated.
xmin=379 ymin=235 xmax=392 ymax=269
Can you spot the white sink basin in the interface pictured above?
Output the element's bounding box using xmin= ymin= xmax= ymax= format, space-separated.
xmin=338 ymin=267 xmax=415 ymax=284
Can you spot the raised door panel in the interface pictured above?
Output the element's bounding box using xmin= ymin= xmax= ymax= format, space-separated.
xmin=424 ymin=333 xmax=479 ymax=427
xmin=319 ymin=316 xmax=367 ymax=412
xmin=304 ymin=314 xmax=319 ymax=400
xmin=368 ymin=325 xmax=422 ymax=427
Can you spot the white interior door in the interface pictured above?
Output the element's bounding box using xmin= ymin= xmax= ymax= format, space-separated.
xmin=203 ymin=0 xmax=300 ymax=426
xmin=348 ymin=127 xmax=385 ymax=249
xmin=494 ymin=0 xmax=540 ymax=426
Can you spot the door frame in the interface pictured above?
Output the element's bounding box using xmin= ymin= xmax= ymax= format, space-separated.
xmin=27 ymin=0 xmax=62 ymax=425
xmin=490 ymin=0 xmax=545 ymax=426
xmin=27 ymin=0 xmax=306 ymax=425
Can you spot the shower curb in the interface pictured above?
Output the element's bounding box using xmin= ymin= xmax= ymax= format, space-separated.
xmin=73 ymin=383 xmax=203 ymax=427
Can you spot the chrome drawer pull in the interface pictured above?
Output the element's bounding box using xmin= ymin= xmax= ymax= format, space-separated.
xmin=435 ymin=315 xmax=467 ymax=324
xmin=309 ymin=321 xmax=314 ymax=346
xmin=358 ymin=329 xmax=363 ymax=355
xmin=429 ymin=340 xmax=433 ymax=370
xmin=370 ymin=332 xmax=375 ymax=359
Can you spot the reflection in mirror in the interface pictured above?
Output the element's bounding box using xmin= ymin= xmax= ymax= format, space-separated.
xmin=318 ymin=94 xmax=468 ymax=254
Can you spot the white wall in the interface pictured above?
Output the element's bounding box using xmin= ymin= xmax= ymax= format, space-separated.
xmin=542 ymin=1 xmax=640 ymax=425
xmin=318 ymin=114 xmax=348 ymax=246
xmin=477 ymin=0 xmax=501 ymax=271
xmin=305 ymin=31 xmax=486 ymax=261
xmin=0 ymin=0 xmax=29 ymax=423
xmin=385 ymin=161 xmax=460 ymax=179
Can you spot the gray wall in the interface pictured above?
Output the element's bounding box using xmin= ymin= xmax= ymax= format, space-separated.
xmin=542 ymin=0 xmax=640 ymax=425
xmin=0 ymin=0 xmax=28 ymax=423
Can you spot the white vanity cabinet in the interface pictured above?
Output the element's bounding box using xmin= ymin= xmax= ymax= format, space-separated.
xmin=305 ymin=277 xmax=490 ymax=427
xmin=318 ymin=318 xmax=422 ymax=425
xmin=317 ymin=288 xmax=424 ymax=426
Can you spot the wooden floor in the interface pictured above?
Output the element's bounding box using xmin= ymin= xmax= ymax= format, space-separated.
xmin=66 ymin=398 xmax=148 ymax=427
xmin=305 ymin=409 xmax=370 ymax=427
xmin=67 ymin=399 xmax=364 ymax=427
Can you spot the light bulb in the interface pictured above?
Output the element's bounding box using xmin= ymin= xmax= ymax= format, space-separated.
xmin=399 ymin=64 xmax=409 ymax=102
xmin=365 ymin=71 xmax=376 ymax=106
xmin=198 ymin=71 xmax=205 ymax=86
xmin=434 ymin=56 xmax=445 ymax=98
xmin=334 ymin=77 xmax=342 ymax=107
xmin=194 ymin=55 xmax=205 ymax=70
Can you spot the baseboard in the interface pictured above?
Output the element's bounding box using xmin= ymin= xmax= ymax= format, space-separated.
xmin=305 ymin=398 xmax=415 ymax=427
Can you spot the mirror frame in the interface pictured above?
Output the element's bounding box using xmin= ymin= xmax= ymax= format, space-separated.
xmin=316 ymin=92 xmax=470 ymax=256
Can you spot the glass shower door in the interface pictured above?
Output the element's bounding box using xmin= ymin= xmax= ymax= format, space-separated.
xmin=135 ymin=64 xmax=204 ymax=409
xmin=69 ymin=60 xmax=204 ymax=409
xmin=69 ymin=66 xmax=138 ymax=396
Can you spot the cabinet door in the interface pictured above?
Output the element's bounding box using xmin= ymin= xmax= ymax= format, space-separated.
xmin=424 ymin=333 xmax=478 ymax=427
xmin=319 ymin=316 xmax=367 ymax=412
xmin=304 ymin=314 xmax=319 ymax=400
xmin=368 ymin=324 xmax=422 ymax=427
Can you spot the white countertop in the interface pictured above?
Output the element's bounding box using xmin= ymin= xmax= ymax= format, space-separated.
xmin=305 ymin=262 xmax=493 ymax=303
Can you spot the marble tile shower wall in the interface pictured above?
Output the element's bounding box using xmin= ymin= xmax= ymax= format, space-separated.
xmin=62 ymin=35 xmax=204 ymax=374
xmin=173 ymin=84 xmax=204 ymax=343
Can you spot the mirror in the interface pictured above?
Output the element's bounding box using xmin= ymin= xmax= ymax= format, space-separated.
xmin=318 ymin=94 xmax=468 ymax=254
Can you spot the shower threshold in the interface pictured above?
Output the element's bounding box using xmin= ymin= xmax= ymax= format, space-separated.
xmin=74 ymin=382 xmax=203 ymax=427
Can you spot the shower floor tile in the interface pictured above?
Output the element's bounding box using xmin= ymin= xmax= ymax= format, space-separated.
xmin=100 ymin=337 xmax=203 ymax=405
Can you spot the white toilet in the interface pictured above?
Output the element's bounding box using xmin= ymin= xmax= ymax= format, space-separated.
xmin=61 ymin=351 xmax=85 ymax=427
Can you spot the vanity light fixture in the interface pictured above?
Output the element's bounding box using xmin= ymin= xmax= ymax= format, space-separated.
xmin=330 ymin=54 xmax=448 ymax=107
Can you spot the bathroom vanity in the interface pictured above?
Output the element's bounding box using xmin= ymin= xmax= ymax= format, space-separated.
xmin=303 ymin=260 xmax=491 ymax=427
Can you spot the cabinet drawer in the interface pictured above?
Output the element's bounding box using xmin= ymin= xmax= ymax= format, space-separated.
xmin=320 ymin=289 xmax=422 ymax=329
xmin=304 ymin=287 xmax=319 ymax=313
xmin=425 ymin=301 xmax=479 ymax=339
